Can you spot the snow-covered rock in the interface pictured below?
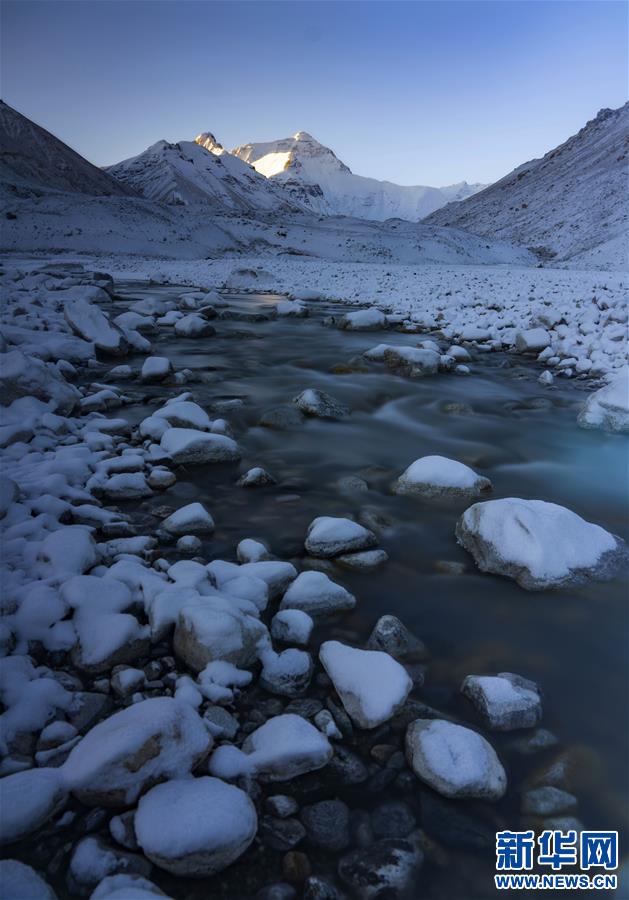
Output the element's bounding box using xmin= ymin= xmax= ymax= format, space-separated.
xmin=293 ymin=389 xmax=349 ymax=420
xmin=37 ymin=526 xmax=99 ymax=577
xmin=280 ymin=570 xmax=356 ymax=617
xmin=383 ymin=346 xmax=440 ymax=377
xmin=135 ymin=777 xmax=257 ymax=876
xmin=514 ymin=328 xmax=551 ymax=353
xmin=64 ymin=298 xmax=128 ymax=356
xmin=1 ymin=349 xmax=79 ymax=414
xmin=336 ymin=548 xmax=389 ymax=571
xmin=578 ymin=367 xmax=629 ymax=434
xmin=101 ymin=472 xmax=153 ymax=500
xmin=461 ymin=672 xmax=542 ymax=731
xmin=319 ymin=641 xmax=412 ymax=729
xmin=405 ymin=719 xmax=507 ymax=800
xmin=161 ymin=502 xmax=215 ymax=535
xmin=271 ymin=609 xmax=314 ymax=645
xmin=0 ymin=860 xmax=57 ymax=900
xmin=304 ymin=516 xmax=377 ymax=558
xmin=456 ymin=498 xmax=625 ymax=590
xmin=209 ymin=713 xmax=332 ymax=782
xmin=338 ymin=308 xmax=387 ymax=331
xmin=237 ymin=467 xmax=276 ymax=487
xmin=237 ymin=538 xmax=271 ymax=563
xmin=259 ymin=648 xmax=313 ymax=697
xmin=338 ymin=839 xmax=424 ymax=899
xmin=140 ymin=357 xmax=172 ymax=383
xmin=0 ymin=767 xmax=67 ymax=844
xmin=62 ymin=697 xmax=212 ymax=806
xmin=174 ymin=314 xmax=216 ymax=337
xmin=90 ymin=874 xmax=165 ymax=899
xmin=160 ymin=427 xmax=241 ymax=464
xmin=68 ymin=835 xmax=151 ymax=895
xmin=392 ymin=455 xmax=491 ymax=501
xmin=173 ymin=599 xmax=267 ymax=672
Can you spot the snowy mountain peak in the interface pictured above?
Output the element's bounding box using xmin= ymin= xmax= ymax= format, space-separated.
xmin=195 ymin=132 xmax=225 ymax=155
xmin=230 ymin=130 xmax=485 ymax=220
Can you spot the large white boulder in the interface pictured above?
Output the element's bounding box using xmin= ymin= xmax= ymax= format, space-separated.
xmin=160 ymin=428 xmax=241 ymax=464
xmin=135 ymin=777 xmax=257 ymax=876
xmin=392 ymin=455 xmax=491 ymax=501
xmin=140 ymin=357 xmax=172 ymax=383
xmin=62 ymin=698 xmax=212 ymax=806
xmin=578 ymin=367 xmax=629 ymax=434
xmin=280 ymin=570 xmax=356 ymax=617
xmin=319 ymin=641 xmax=412 ymax=729
xmin=456 ymin=498 xmax=624 ymax=590
xmin=305 ymin=516 xmax=377 ymax=558
xmin=514 ymin=328 xmax=551 ymax=353
xmin=405 ymin=719 xmax=507 ymax=800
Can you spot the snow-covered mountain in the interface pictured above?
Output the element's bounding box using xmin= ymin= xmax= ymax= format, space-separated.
xmin=426 ymin=104 xmax=629 ymax=266
xmin=230 ymin=131 xmax=485 ymax=221
xmin=106 ymin=138 xmax=296 ymax=211
xmin=0 ymin=101 xmax=134 ymax=197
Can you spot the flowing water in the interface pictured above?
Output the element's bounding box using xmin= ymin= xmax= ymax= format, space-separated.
xmin=88 ymin=284 xmax=628 ymax=897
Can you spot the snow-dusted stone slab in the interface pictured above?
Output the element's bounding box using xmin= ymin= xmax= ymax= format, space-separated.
xmin=293 ymin=389 xmax=349 ymax=420
xmin=135 ymin=777 xmax=256 ymax=876
xmin=336 ymin=549 xmax=389 ymax=571
xmin=173 ymin=599 xmax=268 ymax=672
xmin=140 ymin=357 xmax=173 ymax=383
xmin=392 ymin=455 xmax=491 ymax=501
xmin=174 ymin=314 xmax=216 ymax=337
xmin=405 ymin=719 xmax=507 ymax=800
xmin=160 ymin=427 xmax=241 ymax=464
xmin=319 ymin=641 xmax=412 ymax=729
xmin=162 ymin=502 xmax=215 ymax=535
xmin=383 ymin=346 xmax=440 ymax=376
xmin=209 ymin=714 xmax=332 ymax=782
xmin=461 ymin=673 xmax=542 ymax=731
xmin=65 ymin=299 xmax=128 ymax=356
xmin=578 ymin=367 xmax=629 ymax=434
xmin=0 ymin=768 xmax=67 ymax=844
xmin=0 ymin=860 xmax=58 ymax=900
xmin=456 ymin=498 xmax=625 ymax=590
xmin=304 ymin=516 xmax=377 ymax=558
xmin=62 ymin=697 xmax=212 ymax=807
xmin=515 ymin=328 xmax=551 ymax=353
xmin=71 ymin=610 xmax=150 ymax=674
xmin=280 ymin=570 xmax=356 ymax=617
xmin=37 ymin=526 xmax=99 ymax=577
xmin=152 ymin=400 xmax=211 ymax=431
xmin=338 ymin=308 xmax=387 ymax=331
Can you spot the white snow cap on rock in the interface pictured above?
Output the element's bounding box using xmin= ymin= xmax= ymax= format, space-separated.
xmin=319 ymin=641 xmax=412 ymax=729
xmin=305 ymin=516 xmax=377 ymax=558
xmin=61 ymin=697 xmax=212 ymax=806
xmin=461 ymin=672 xmax=542 ymax=731
xmin=161 ymin=502 xmax=215 ymax=535
xmin=135 ymin=777 xmax=257 ymax=876
xmin=160 ymin=427 xmax=241 ymax=464
xmin=209 ymin=713 xmax=332 ymax=781
xmin=578 ymin=366 xmax=629 ymax=434
xmin=392 ymin=455 xmax=491 ymax=500
xmin=456 ymin=498 xmax=624 ymax=590
xmin=280 ymin=570 xmax=356 ymax=617
xmin=405 ymin=719 xmax=507 ymax=800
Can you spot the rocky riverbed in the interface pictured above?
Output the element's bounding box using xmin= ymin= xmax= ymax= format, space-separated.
xmin=0 ymin=264 xmax=627 ymax=899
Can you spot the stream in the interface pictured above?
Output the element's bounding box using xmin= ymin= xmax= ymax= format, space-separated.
xmin=86 ymin=282 xmax=628 ymax=898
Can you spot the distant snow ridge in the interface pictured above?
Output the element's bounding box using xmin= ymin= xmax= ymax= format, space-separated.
xmin=106 ymin=139 xmax=295 ymax=211
xmin=426 ymin=103 xmax=629 ymax=267
xmin=231 ymin=130 xmax=485 ymax=221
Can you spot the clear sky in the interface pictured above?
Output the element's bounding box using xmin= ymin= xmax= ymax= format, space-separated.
xmin=2 ymin=1 xmax=627 ymax=186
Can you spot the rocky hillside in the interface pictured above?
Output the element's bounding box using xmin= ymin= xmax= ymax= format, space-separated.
xmin=425 ymin=104 xmax=629 ymax=267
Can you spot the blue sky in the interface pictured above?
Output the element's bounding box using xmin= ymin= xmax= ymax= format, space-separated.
xmin=2 ymin=1 xmax=627 ymax=185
